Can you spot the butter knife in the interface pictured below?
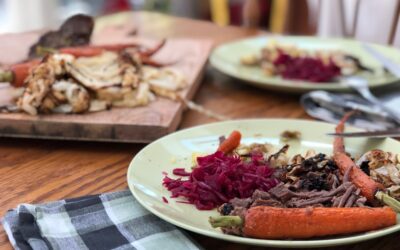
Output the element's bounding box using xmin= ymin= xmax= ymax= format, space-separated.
xmin=363 ymin=43 xmax=400 ymax=77
xmin=327 ymin=129 xmax=400 ymax=138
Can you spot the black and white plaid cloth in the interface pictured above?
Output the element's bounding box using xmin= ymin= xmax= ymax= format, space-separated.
xmin=301 ymin=90 xmax=400 ymax=130
xmin=2 ymin=190 xmax=200 ymax=250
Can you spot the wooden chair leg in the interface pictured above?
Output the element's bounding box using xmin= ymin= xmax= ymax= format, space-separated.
xmin=242 ymin=0 xmax=261 ymax=27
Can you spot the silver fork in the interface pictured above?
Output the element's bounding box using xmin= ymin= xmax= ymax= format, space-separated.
xmin=342 ymin=76 xmax=400 ymax=125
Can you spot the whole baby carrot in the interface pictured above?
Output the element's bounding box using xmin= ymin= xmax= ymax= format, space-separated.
xmin=59 ymin=43 xmax=141 ymax=57
xmin=58 ymin=41 xmax=165 ymax=58
xmin=333 ymin=152 xmax=382 ymax=201
xmin=333 ymin=111 xmax=356 ymax=154
xmin=59 ymin=47 xmax=104 ymax=57
xmin=332 ymin=112 xmax=383 ymax=201
xmin=210 ymin=206 xmax=396 ymax=239
xmin=218 ymin=130 xmax=242 ymax=153
xmin=0 ymin=59 xmax=41 ymax=87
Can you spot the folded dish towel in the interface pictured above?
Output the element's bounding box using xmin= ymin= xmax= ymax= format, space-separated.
xmin=2 ymin=190 xmax=200 ymax=250
xmin=301 ymin=90 xmax=399 ymax=130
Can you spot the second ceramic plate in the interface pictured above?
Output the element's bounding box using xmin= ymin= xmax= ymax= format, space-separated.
xmin=210 ymin=36 xmax=400 ymax=93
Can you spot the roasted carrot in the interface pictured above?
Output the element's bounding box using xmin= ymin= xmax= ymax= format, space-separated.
xmin=332 ymin=113 xmax=400 ymax=211
xmin=210 ymin=206 xmax=396 ymax=239
xmin=60 ymin=43 xmax=141 ymax=56
xmin=332 ymin=112 xmax=383 ymax=201
xmin=94 ymin=43 xmax=140 ymax=51
xmin=218 ymin=130 xmax=242 ymax=153
xmin=59 ymin=47 xmax=104 ymax=57
xmin=139 ymin=39 xmax=166 ymax=57
xmin=333 ymin=152 xmax=382 ymax=201
xmin=0 ymin=59 xmax=41 ymax=87
xmin=333 ymin=110 xmax=356 ymax=154
xmin=140 ymin=56 xmax=171 ymax=67
xmin=60 ymin=47 xmax=168 ymax=66
xmin=59 ymin=41 xmax=164 ymax=58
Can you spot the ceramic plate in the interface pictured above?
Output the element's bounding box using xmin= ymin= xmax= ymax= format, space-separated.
xmin=127 ymin=119 xmax=400 ymax=248
xmin=210 ymin=36 xmax=400 ymax=93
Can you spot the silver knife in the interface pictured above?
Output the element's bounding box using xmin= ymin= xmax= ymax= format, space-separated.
xmin=363 ymin=43 xmax=400 ymax=77
xmin=327 ymin=129 xmax=400 ymax=138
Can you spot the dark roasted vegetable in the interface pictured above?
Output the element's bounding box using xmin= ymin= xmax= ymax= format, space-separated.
xmin=29 ymin=14 xmax=94 ymax=58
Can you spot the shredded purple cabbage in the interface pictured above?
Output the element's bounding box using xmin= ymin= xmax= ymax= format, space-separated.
xmin=163 ymin=151 xmax=279 ymax=210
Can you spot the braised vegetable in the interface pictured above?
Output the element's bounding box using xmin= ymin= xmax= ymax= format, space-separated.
xmin=210 ymin=206 xmax=396 ymax=239
xmin=218 ymin=130 xmax=242 ymax=153
xmin=29 ymin=14 xmax=94 ymax=58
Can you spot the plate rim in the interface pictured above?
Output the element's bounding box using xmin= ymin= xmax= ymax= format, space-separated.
xmin=209 ymin=35 xmax=399 ymax=93
xmin=127 ymin=118 xmax=400 ymax=248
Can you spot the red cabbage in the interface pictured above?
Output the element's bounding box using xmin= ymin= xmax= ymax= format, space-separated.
xmin=162 ymin=151 xmax=279 ymax=210
xmin=162 ymin=196 xmax=169 ymax=203
xmin=273 ymin=51 xmax=340 ymax=82
xmin=172 ymin=168 xmax=191 ymax=176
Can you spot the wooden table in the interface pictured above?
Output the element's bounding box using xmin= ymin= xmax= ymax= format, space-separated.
xmin=0 ymin=12 xmax=397 ymax=250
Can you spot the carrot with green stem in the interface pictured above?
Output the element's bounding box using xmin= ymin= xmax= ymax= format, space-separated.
xmin=210 ymin=206 xmax=396 ymax=239
xmin=0 ymin=59 xmax=41 ymax=87
xmin=218 ymin=130 xmax=242 ymax=153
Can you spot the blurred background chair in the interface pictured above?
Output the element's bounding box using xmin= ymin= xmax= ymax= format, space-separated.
xmin=1 ymin=0 xmax=400 ymax=48
xmin=310 ymin=0 xmax=400 ymax=46
xmin=241 ymin=0 xmax=400 ymax=47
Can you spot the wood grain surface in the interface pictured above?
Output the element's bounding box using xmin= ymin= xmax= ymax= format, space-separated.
xmin=0 ymin=11 xmax=398 ymax=250
xmin=0 ymin=13 xmax=213 ymax=143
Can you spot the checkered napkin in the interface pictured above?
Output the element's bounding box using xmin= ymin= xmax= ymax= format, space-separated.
xmin=2 ymin=190 xmax=200 ymax=250
xmin=301 ymin=90 xmax=399 ymax=130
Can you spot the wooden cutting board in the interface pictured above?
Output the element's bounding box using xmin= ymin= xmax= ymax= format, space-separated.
xmin=0 ymin=14 xmax=213 ymax=143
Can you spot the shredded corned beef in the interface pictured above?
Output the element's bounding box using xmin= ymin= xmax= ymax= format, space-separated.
xmin=162 ymin=151 xmax=279 ymax=210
